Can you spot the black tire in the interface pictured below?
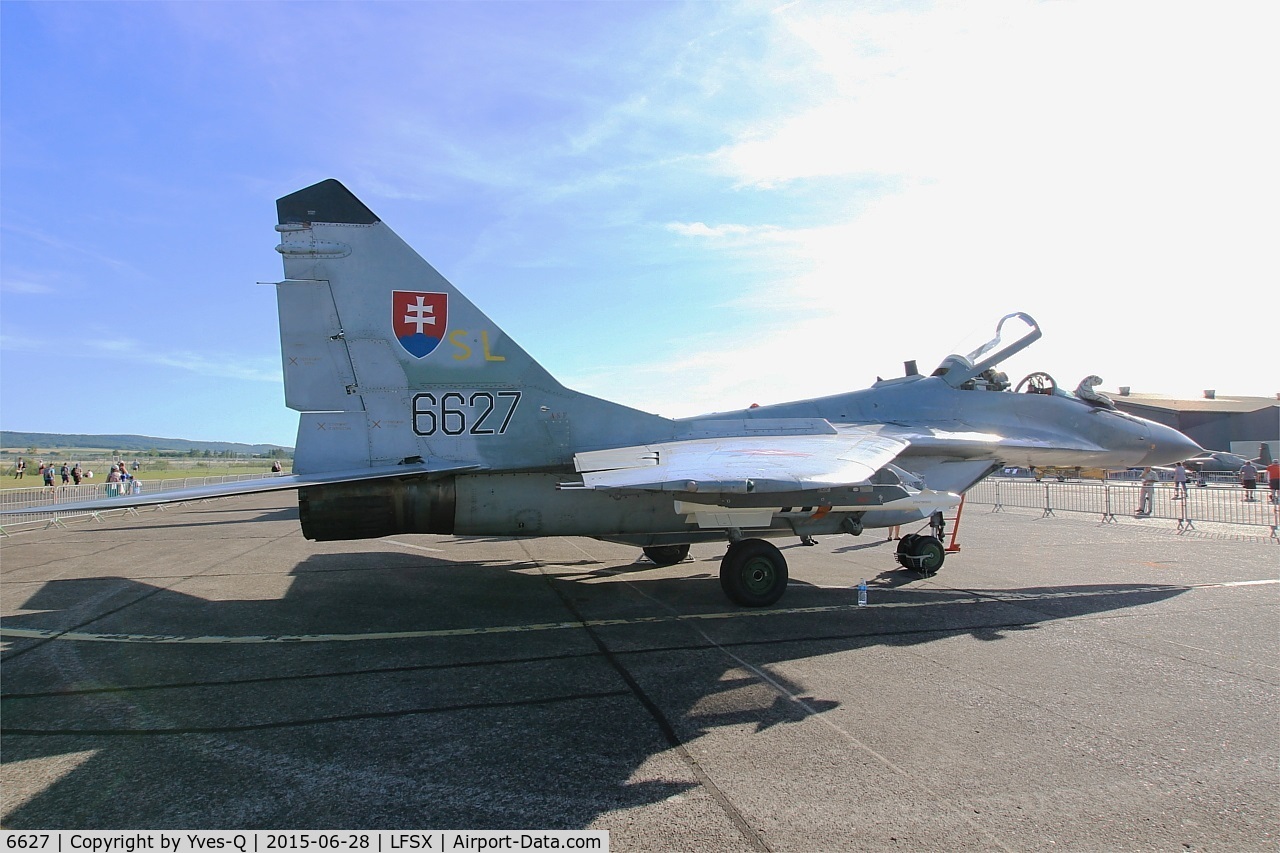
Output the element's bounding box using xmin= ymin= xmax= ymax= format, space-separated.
xmin=895 ymin=533 xmax=921 ymax=568
xmin=719 ymin=540 xmax=789 ymax=607
xmin=909 ymin=535 xmax=946 ymax=575
xmin=643 ymin=544 xmax=690 ymax=566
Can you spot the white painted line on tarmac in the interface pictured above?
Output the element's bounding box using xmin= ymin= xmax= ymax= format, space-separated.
xmin=2 ymin=578 xmax=1273 ymax=646
xmin=385 ymin=539 xmax=444 ymax=553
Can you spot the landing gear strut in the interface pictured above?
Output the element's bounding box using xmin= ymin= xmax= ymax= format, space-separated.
xmin=719 ymin=539 xmax=788 ymax=607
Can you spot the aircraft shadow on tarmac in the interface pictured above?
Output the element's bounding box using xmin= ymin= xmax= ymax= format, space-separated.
xmin=0 ymin=548 xmax=1189 ymax=829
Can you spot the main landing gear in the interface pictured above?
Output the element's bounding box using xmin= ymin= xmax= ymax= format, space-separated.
xmin=719 ymin=539 xmax=789 ymax=607
xmin=643 ymin=539 xmax=788 ymax=606
xmin=642 ymin=544 xmax=691 ymax=566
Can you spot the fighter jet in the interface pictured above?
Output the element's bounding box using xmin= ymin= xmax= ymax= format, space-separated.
xmin=1186 ymin=446 xmax=1273 ymax=473
xmin=9 ymin=179 xmax=1201 ymax=606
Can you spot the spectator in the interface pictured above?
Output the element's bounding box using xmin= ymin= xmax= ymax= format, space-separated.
xmin=1172 ymin=461 xmax=1188 ymax=499
xmin=1268 ymin=459 xmax=1280 ymax=505
xmin=1239 ymin=460 xmax=1258 ymax=502
xmin=13 ymin=458 xmax=24 ymax=479
xmin=42 ymin=464 xmax=55 ymax=487
xmin=1136 ymin=467 xmax=1156 ymax=516
xmin=71 ymin=463 xmax=82 ymax=485
xmin=60 ymin=463 xmax=71 ymax=484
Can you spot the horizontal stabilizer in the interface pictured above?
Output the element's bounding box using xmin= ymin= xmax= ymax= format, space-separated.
xmin=0 ymin=461 xmax=478 ymax=517
xmin=574 ymin=430 xmax=908 ymax=493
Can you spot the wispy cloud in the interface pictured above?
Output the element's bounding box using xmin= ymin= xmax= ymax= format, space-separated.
xmin=2 ymin=332 xmax=280 ymax=383
xmin=1 ymin=223 xmax=150 ymax=280
xmin=0 ymin=276 xmax=56 ymax=295
xmin=666 ymin=221 xmax=781 ymax=239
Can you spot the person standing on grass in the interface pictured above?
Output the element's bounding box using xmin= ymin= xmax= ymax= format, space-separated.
xmin=13 ymin=458 xmax=24 ymax=479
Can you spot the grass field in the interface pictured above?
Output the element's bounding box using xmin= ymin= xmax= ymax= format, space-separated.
xmin=2 ymin=459 xmax=291 ymax=481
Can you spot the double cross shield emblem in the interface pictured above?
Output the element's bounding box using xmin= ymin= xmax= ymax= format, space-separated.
xmin=393 ymin=291 xmax=448 ymax=358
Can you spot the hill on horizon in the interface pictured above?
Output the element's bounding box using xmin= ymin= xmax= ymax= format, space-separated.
xmin=0 ymin=430 xmax=292 ymax=455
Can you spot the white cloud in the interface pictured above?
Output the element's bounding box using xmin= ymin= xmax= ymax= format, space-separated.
xmin=670 ymin=1 xmax=1279 ymax=399
xmin=666 ymin=221 xmax=779 ymax=238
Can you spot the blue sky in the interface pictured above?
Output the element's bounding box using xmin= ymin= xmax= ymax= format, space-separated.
xmin=2 ymin=1 xmax=1276 ymax=448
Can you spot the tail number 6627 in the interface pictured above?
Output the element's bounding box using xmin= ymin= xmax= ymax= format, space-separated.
xmin=412 ymin=391 xmax=521 ymax=436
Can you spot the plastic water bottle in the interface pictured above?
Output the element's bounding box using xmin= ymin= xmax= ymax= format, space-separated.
xmin=857 ymin=579 xmax=868 ymax=607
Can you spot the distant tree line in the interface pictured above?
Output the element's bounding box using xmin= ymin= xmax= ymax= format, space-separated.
xmin=12 ymin=447 xmax=291 ymax=459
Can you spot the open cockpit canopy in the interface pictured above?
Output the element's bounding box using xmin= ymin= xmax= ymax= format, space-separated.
xmin=931 ymin=312 xmax=1116 ymax=408
xmin=932 ymin=312 xmax=1041 ymax=390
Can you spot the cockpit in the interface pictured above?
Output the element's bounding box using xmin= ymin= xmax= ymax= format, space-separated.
xmin=927 ymin=312 xmax=1116 ymax=409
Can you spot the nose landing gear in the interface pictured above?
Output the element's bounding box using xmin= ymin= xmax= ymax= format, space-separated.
xmin=895 ymin=533 xmax=946 ymax=574
xmin=895 ymin=510 xmax=948 ymax=575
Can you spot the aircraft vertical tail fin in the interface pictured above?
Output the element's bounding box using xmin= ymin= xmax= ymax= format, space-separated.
xmin=273 ymin=180 xmax=667 ymax=475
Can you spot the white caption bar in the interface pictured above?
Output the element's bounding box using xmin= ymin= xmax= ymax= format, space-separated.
xmin=0 ymin=832 xmax=608 ymax=853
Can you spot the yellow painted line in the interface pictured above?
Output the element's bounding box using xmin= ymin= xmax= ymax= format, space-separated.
xmin=1 ymin=580 xmax=1272 ymax=646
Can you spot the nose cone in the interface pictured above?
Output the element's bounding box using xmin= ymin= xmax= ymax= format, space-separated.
xmin=1142 ymin=422 xmax=1202 ymax=466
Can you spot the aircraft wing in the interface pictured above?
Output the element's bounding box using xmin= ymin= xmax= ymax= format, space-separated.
xmin=573 ymin=430 xmax=909 ymax=493
xmin=0 ymin=461 xmax=477 ymax=516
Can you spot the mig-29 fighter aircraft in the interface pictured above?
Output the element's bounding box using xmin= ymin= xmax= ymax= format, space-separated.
xmin=11 ymin=180 xmax=1201 ymax=606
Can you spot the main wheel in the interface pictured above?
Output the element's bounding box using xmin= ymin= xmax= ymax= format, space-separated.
xmin=719 ymin=539 xmax=789 ymax=607
xmin=643 ymin=544 xmax=690 ymax=566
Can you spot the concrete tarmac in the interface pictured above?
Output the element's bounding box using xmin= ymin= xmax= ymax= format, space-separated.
xmin=2 ymin=493 xmax=1276 ymax=851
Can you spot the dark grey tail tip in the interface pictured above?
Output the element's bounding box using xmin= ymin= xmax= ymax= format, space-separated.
xmin=277 ymin=179 xmax=380 ymax=226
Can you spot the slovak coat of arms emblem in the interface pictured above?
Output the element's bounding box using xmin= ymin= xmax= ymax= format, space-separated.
xmin=393 ymin=291 xmax=448 ymax=358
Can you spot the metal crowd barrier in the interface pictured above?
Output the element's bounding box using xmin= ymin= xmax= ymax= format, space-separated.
xmin=967 ymin=478 xmax=1279 ymax=540
xmin=0 ymin=473 xmax=287 ymax=536
xmin=3 ymin=473 xmax=1277 ymax=541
